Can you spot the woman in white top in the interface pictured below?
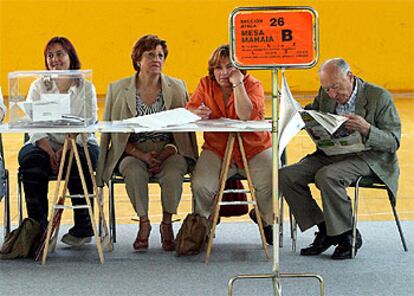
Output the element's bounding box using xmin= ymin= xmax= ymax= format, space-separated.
xmin=18 ymin=37 xmax=99 ymax=247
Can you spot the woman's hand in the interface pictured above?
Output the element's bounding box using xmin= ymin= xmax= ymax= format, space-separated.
xmin=141 ymin=151 xmax=161 ymax=168
xmin=188 ymin=104 xmax=212 ymax=120
xmin=55 ymin=140 xmax=71 ymax=166
xmin=37 ymin=138 xmax=59 ymax=172
xmin=157 ymin=146 xmax=176 ymax=163
xmin=56 ymin=148 xmax=64 ymax=165
xmin=126 ymin=143 xmax=161 ymax=168
xmin=228 ymin=68 xmax=244 ymax=86
xmin=145 ymin=151 xmax=161 ymax=174
xmin=228 ymin=69 xmax=252 ymax=120
xmin=49 ymin=152 xmax=59 ymax=173
xmin=148 ymin=146 xmax=176 ymax=174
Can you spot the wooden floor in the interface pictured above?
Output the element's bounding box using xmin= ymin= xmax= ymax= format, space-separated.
xmin=1 ymin=95 xmax=413 ymax=226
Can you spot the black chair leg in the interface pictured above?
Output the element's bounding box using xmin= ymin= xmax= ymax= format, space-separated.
xmin=290 ymin=209 xmax=297 ymax=252
xmin=351 ymin=177 xmax=362 ymax=259
xmin=4 ymin=170 xmax=10 ymax=236
xmin=17 ymin=172 xmax=24 ymax=226
xmin=279 ymin=195 xmax=284 ymax=248
xmin=98 ymin=195 xmax=103 ymax=238
xmin=109 ymin=179 xmax=116 ymax=243
xmin=390 ymin=201 xmax=408 ymax=252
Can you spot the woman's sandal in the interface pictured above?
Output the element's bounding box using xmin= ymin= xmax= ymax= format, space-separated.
xmin=133 ymin=220 xmax=152 ymax=252
xmin=160 ymin=221 xmax=176 ymax=251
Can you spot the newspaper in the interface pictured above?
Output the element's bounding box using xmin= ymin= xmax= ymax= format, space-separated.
xmin=279 ymin=74 xmax=370 ymax=156
xmin=300 ymin=112 xmax=369 ymax=155
xmin=279 ymin=75 xmax=305 ymax=160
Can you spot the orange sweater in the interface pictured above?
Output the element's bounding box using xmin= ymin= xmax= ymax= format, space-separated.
xmin=187 ymin=74 xmax=271 ymax=168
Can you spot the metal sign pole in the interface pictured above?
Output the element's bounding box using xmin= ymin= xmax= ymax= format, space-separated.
xmin=271 ymin=68 xmax=282 ymax=295
xmin=228 ymin=67 xmax=324 ymax=296
xmin=228 ymin=7 xmax=324 ymax=296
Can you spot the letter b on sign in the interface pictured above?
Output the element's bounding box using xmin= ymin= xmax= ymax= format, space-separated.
xmin=282 ymin=30 xmax=293 ymax=41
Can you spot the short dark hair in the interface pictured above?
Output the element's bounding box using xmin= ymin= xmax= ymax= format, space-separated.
xmin=44 ymin=36 xmax=81 ymax=70
xmin=131 ymin=35 xmax=168 ymax=72
xmin=208 ymin=44 xmax=246 ymax=81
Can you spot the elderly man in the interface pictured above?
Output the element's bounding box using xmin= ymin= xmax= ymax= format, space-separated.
xmin=279 ymin=58 xmax=401 ymax=259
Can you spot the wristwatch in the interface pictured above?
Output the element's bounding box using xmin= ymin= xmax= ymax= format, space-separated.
xmin=232 ymin=81 xmax=243 ymax=89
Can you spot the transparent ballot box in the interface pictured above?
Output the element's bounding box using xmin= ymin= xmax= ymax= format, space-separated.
xmin=8 ymin=70 xmax=95 ymax=128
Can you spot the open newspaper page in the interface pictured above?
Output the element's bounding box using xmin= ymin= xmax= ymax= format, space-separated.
xmin=300 ymin=112 xmax=370 ymax=155
xmin=301 ymin=109 xmax=347 ymax=134
xmin=279 ymin=74 xmax=305 ymax=161
xmin=279 ymin=75 xmax=369 ymax=156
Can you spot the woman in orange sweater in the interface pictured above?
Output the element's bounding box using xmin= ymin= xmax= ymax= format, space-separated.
xmin=187 ymin=44 xmax=273 ymax=244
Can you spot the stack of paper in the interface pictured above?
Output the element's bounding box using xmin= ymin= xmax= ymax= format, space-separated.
xmin=122 ymin=108 xmax=201 ymax=129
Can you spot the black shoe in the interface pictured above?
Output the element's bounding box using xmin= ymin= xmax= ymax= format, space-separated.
xmin=331 ymin=229 xmax=363 ymax=260
xmin=61 ymin=233 xmax=92 ymax=247
xmin=68 ymin=225 xmax=94 ymax=238
xmin=300 ymin=231 xmax=335 ymax=256
xmin=249 ymin=209 xmax=273 ymax=245
xmin=263 ymin=225 xmax=273 ymax=245
xmin=249 ymin=209 xmax=258 ymax=224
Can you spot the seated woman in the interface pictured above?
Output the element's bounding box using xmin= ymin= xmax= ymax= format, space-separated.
xmin=96 ymin=35 xmax=198 ymax=252
xmin=18 ymin=36 xmax=99 ymax=247
xmin=187 ymin=44 xmax=273 ymax=244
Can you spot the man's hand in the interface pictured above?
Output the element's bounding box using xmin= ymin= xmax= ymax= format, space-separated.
xmin=343 ymin=114 xmax=371 ymax=136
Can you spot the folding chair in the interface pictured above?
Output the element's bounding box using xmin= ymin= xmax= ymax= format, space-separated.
xmin=288 ymin=175 xmax=409 ymax=257
xmin=351 ymin=175 xmax=408 ymax=257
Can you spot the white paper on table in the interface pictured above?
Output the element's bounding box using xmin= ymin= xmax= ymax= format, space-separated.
xmin=122 ymin=108 xmax=201 ymax=129
xmin=224 ymin=120 xmax=271 ymax=130
xmin=160 ymin=123 xmax=199 ymax=131
xmin=196 ymin=118 xmax=270 ymax=131
xmin=41 ymin=93 xmax=71 ymax=115
xmin=196 ymin=118 xmax=237 ymax=127
xmin=278 ymin=74 xmax=305 ymax=161
xmin=33 ymin=99 xmax=62 ymax=122
xmin=241 ymin=120 xmax=271 ymax=130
